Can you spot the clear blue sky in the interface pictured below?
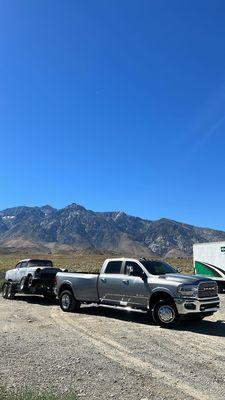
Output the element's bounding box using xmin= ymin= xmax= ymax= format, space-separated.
xmin=0 ymin=1 xmax=225 ymax=230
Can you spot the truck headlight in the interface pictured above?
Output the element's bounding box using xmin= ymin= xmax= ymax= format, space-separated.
xmin=177 ymin=285 xmax=198 ymax=298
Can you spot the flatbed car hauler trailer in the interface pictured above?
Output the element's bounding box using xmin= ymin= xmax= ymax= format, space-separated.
xmin=193 ymin=242 xmax=225 ymax=293
xmin=2 ymin=259 xmax=64 ymax=300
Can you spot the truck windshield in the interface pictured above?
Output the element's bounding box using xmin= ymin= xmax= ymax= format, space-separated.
xmin=27 ymin=260 xmax=53 ymax=268
xmin=141 ymin=260 xmax=177 ymax=275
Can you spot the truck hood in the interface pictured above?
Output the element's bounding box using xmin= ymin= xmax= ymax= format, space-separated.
xmin=157 ymin=273 xmax=212 ymax=285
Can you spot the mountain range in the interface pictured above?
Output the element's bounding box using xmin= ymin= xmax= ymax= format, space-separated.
xmin=0 ymin=203 xmax=225 ymax=257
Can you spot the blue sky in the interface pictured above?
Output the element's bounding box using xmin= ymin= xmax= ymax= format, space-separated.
xmin=0 ymin=1 xmax=225 ymax=230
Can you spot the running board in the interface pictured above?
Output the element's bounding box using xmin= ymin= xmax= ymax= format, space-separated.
xmin=97 ymin=303 xmax=147 ymax=313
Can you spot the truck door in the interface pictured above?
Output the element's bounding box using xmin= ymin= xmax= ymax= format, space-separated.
xmin=98 ymin=260 xmax=124 ymax=305
xmin=122 ymin=261 xmax=150 ymax=309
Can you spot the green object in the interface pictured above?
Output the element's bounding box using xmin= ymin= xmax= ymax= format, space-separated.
xmin=195 ymin=261 xmax=221 ymax=278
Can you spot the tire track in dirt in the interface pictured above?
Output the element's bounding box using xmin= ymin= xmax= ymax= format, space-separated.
xmin=50 ymin=307 xmax=214 ymax=400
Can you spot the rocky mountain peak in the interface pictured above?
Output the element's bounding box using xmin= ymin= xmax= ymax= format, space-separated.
xmin=0 ymin=203 xmax=224 ymax=257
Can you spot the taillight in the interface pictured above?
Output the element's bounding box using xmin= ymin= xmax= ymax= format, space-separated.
xmin=53 ymin=275 xmax=58 ymax=286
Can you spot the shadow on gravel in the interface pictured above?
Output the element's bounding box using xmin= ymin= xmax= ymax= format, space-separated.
xmin=8 ymin=296 xmax=225 ymax=337
xmin=78 ymin=305 xmax=225 ymax=338
xmin=81 ymin=304 xmax=152 ymax=324
xmin=11 ymin=294 xmax=59 ymax=307
xmin=177 ymin=319 xmax=225 ymax=337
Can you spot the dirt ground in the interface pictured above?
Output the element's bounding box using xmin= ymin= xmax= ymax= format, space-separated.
xmin=0 ymin=294 xmax=225 ymax=400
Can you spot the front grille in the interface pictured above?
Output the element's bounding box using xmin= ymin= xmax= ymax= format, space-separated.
xmin=198 ymin=282 xmax=218 ymax=298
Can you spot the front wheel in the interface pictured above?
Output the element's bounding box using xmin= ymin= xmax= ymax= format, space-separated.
xmin=19 ymin=277 xmax=28 ymax=292
xmin=59 ymin=290 xmax=80 ymax=312
xmin=152 ymin=299 xmax=179 ymax=328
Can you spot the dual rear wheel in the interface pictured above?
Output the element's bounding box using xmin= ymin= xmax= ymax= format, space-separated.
xmin=2 ymin=282 xmax=15 ymax=300
xmin=59 ymin=290 xmax=80 ymax=312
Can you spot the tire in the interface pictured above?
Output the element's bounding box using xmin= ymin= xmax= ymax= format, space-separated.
xmin=152 ymin=299 xmax=179 ymax=328
xmin=2 ymin=283 xmax=9 ymax=299
xmin=59 ymin=290 xmax=80 ymax=312
xmin=7 ymin=283 xmax=15 ymax=300
xmin=19 ymin=277 xmax=28 ymax=292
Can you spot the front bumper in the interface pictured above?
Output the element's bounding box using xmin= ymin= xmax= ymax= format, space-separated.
xmin=174 ymin=297 xmax=220 ymax=315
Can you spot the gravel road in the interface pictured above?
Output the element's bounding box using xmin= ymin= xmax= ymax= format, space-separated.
xmin=0 ymin=294 xmax=225 ymax=400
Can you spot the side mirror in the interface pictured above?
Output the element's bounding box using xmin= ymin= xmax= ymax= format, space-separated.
xmin=176 ymin=267 xmax=181 ymax=273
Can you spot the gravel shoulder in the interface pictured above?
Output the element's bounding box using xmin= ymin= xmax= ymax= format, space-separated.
xmin=0 ymin=294 xmax=225 ymax=400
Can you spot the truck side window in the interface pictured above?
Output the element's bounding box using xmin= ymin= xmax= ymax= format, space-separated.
xmin=125 ymin=261 xmax=145 ymax=278
xmin=104 ymin=261 xmax=122 ymax=274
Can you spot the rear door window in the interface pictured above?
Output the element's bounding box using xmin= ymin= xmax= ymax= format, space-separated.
xmin=104 ymin=261 xmax=122 ymax=274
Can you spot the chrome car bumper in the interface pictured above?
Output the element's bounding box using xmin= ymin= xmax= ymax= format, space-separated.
xmin=174 ymin=297 xmax=220 ymax=315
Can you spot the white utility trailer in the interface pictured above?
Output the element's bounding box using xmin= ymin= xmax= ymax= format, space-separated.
xmin=193 ymin=242 xmax=225 ymax=293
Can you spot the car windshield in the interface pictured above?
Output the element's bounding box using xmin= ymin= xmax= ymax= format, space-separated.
xmin=27 ymin=260 xmax=53 ymax=268
xmin=141 ymin=260 xmax=177 ymax=275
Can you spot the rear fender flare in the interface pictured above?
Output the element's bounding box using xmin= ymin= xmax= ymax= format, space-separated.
xmin=58 ymin=280 xmax=78 ymax=300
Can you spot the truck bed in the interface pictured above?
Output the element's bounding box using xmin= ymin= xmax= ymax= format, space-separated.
xmin=56 ymin=272 xmax=99 ymax=302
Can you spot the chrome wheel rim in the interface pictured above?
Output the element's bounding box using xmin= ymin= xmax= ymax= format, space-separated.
xmin=61 ymin=294 xmax=71 ymax=309
xmin=158 ymin=305 xmax=175 ymax=323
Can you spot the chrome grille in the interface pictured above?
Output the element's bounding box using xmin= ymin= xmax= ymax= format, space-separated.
xmin=198 ymin=282 xmax=218 ymax=298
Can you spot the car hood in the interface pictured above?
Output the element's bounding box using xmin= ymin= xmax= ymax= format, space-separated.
xmin=156 ymin=273 xmax=213 ymax=285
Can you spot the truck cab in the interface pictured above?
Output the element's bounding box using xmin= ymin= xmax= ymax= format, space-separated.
xmin=98 ymin=258 xmax=175 ymax=309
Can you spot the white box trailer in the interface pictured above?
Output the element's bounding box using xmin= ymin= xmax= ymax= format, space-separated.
xmin=193 ymin=242 xmax=225 ymax=293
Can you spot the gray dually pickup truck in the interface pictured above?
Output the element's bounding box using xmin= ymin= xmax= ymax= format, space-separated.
xmin=55 ymin=258 xmax=220 ymax=328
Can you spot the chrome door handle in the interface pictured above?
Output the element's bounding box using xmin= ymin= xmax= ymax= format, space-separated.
xmin=122 ymin=279 xmax=129 ymax=284
xmin=101 ymin=278 xmax=106 ymax=283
